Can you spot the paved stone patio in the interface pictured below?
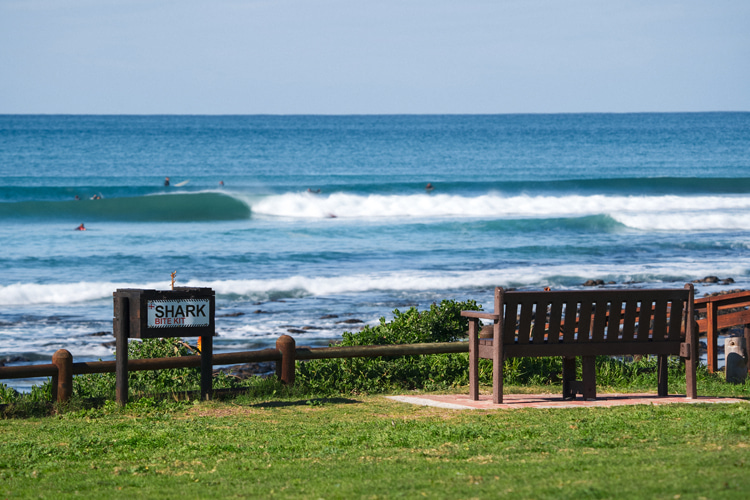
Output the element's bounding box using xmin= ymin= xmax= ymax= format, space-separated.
xmin=387 ymin=393 xmax=748 ymax=410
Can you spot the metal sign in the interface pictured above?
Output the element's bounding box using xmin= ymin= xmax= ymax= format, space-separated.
xmin=147 ymin=299 xmax=210 ymax=328
xmin=114 ymin=287 xmax=215 ymax=339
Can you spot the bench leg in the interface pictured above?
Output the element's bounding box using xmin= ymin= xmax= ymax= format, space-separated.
xmin=657 ymin=354 xmax=668 ymax=397
xmin=581 ymin=356 xmax=596 ymax=400
xmin=686 ymin=350 xmax=698 ymax=399
xmin=469 ymin=319 xmax=479 ymax=401
xmin=562 ymin=357 xmax=576 ymax=400
xmin=685 ymin=285 xmax=698 ymax=399
xmin=492 ymin=322 xmax=503 ymax=404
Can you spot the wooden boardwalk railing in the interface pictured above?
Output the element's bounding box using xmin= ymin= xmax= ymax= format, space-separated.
xmin=694 ymin=291 xmax=750 ymax=373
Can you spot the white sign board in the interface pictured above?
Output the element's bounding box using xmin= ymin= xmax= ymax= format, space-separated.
xmin=147 ymin=299 xmax=210 ymax=328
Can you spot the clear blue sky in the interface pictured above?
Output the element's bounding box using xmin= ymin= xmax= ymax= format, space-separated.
xmin=1 ymin=0 xmax=748 ymax=114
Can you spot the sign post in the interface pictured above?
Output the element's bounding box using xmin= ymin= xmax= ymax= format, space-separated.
xmin=113 ymin=287 xmax=215 ymax=405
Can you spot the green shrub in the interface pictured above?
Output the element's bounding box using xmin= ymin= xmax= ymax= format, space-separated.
xmin=297 ymin=297 xmax=722 ymax=396
xmin=339 ymin=299 xmax=479 ymax=346
xmin=0 ymin=380 xmax=51 ymax=405
xmin=0 ymin=383 xmax=19 ymax=404
xmin=73 ymin=338 xmax=246 ymax=400
xmin=296 ymin=299 xmax=481 ymax=394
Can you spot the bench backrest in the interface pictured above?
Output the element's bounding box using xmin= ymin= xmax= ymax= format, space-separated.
xmin=495 ymin=286 xmax=692 ymax=346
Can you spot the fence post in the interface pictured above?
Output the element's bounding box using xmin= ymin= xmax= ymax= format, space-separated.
xmin=115 ymin=295 xmax=129 ymax=406
xmin=51 ymin=349 xmax=73 ymax=403
xmin=276 ymin=335 xmax=296 ymax=385
xmin=706 ymin=302 xmax=718 ymax=373
xmin=200 ymin=333 xmax=213 ymax=401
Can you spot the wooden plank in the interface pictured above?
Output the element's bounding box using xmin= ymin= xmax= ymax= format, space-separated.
xmin=547 ymin=299 xmax=564 ymax=343
xmin=493 ymin=288 xmax=505 ymax=404
xmin=667 ymin=299 xmax=685 ymax=342
xmin=461 ymin=311 xmax=500 ymax=320
xmin=577 ymin=300 xmax=593 ymax=342
xmin=695 ymin=290 xmax=750 ymax=306
xmin=0 ymin=363 xmax=57 ymax=379
xmin=562 ymin=301 xmax=578 ymax=343
xmin=590 ymin=300 xmax=608 ymax=342
xmin=504 ymin=341 xmax=680 ymax=358
xmin=696 ymin=309 xmax=750 ymax=332
xmin=652 ymin=299 xmax=669 ymax=341
xmin=621 ymin=299 xmax=638 ymax=341
xmin=685 ymin=284 xmax=698 ymax=399
xmin=636 ymin=300 xmax=653 ymax=340
xmin=297 ymin=342 xmax=468 ymax=360
xmin=504 ymin=288 xmax=688 ymax=304
xmin=200 ymin=333 xmax=213 ymax=400
xmin=531 ymin=300 xmax=548 ymax=343
xmin=517 ymin=300 xmax=534 ymax=344
xmin=706 ymin=302 xmax=718 ymax=373
xmin=503 ymin=300 xmax=519 ymax=344
xmin=606 ymin=298 xmax=623 ymax=341
xmin=115 ymin=295 xmax=129 ymax=406
xmin=469 ymin=318 xmax=479 ymax=400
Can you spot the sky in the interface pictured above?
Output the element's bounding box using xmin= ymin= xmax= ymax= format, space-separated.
xmin=0 ymin=0 xmax=748 ymax=115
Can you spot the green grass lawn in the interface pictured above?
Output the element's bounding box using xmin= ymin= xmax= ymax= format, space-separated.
xmin=2 ymin=392 xmax=749 ymax=499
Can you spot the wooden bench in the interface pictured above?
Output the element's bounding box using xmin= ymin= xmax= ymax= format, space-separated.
xmin=461 ymin=285 xmax=698 ymax=403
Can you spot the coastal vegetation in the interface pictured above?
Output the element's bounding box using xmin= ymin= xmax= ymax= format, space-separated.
xmin=1 ymin=298 xmax=748 ymax=411
xmin=1 ymin=300 xmax=749 ymax=497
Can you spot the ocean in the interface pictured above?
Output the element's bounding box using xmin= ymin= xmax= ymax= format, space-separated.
xmin=2 ymin=113 xmax=749 ymax=391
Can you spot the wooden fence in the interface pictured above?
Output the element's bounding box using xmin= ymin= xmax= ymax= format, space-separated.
xmin=4 ymin=291 xmax=750 ymax=403
xmin=0 ymin=335 xmax=468 ymax=403
xmin=694 ymin=291 xmax=750 ymax=373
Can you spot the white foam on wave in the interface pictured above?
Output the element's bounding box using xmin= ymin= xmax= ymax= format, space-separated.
xmin=0 ymin=280 xmax=169 ymax=306
xmin=613 ymin=212 xmax=750 ymax=231
xmin=2 ymin=260 xmax=747 ymax=306
xmin=248 ymin=192 xmax=750 ymax=230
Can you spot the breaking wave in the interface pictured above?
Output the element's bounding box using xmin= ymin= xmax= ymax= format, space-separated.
xmin=0 ymin=192 xmax=251 ymax=222
xmin=250 ymin=192 xmax=750 ymax=231
xmin=3 ymin=259 xmax=747 ymax=307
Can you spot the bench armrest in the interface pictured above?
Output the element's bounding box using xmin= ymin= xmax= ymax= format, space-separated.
xmin=461 ymin=311 xmax=500 ymax=320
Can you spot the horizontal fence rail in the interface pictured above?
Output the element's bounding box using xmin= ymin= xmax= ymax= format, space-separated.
xmin=0 ymin=337 xmax=469 ymax=403
xmin=295 ymin=342 xmax=467 ymax=360
xmin=0 ymin=348 xmax=283 ymax=380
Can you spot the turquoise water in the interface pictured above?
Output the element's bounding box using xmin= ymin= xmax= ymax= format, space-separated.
xmin=1 ymin=113 xmax=750 ymax=389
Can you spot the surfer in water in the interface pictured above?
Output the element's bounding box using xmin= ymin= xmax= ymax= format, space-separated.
xmin=164 ymin=177 xmax=170 ymax=186
xmin=425 ymin=183 xmax=434 ymax=192
xmin=76 ymin=223 xmax=86 ymax=231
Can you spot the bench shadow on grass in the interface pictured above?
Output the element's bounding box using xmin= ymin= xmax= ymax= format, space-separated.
xmin=248 ymin=397 xmax=361 ymax=408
